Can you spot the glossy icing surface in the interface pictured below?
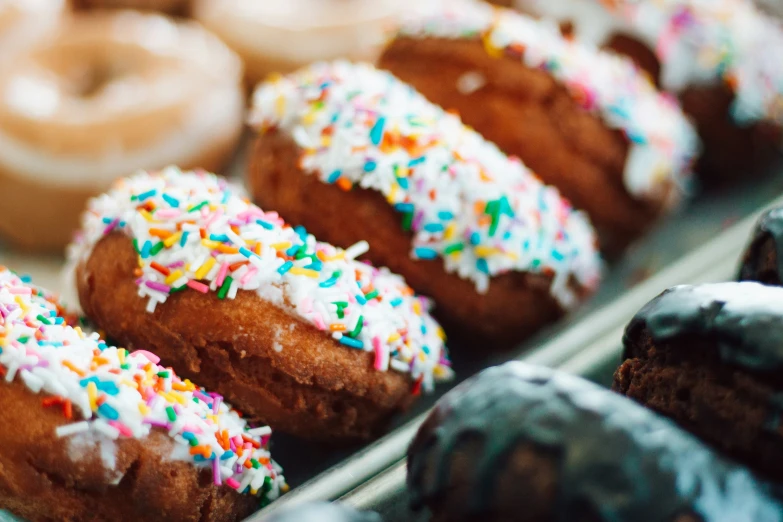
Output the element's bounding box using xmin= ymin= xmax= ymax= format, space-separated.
xmin=738 ymin=207 xmax=783 ymax=284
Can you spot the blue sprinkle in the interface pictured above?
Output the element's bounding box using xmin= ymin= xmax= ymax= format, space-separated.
xmin=394 ymin=203 xmax=414 ymax=213
xmin=294 ymin=226 xmax=308 ymax=241
xmin=20 ymin=275 xmax=32 ymax=283
xmin=423 ymin=223 xmax=444 ymax=233
xmin=286 ymin=245 xmax=300 ymax=257
xmin=628 ymin=130 xmax=647 ymax=145
xmin=193 ymin=454 xmax=207 ymax=462
xmin=319 ymin=277 xmax=338 ymax=288
xmin=102 ymin=217 xmax=113 ymax=224
xmin=162 ymin=194 xmax=180 ymax=207
xmin=503 ymin=230 xmax=512 ymax=240
xmin=470 ymin=232 xmax=481 ymax=245
xmin=339 ymin=337 xmax=364 ymax=349
xmin=221 ymin=191 xmax=230 ymax=205
xmin=355 ymin=294 xmax=367 ymax=305
xmin=209 ymin=234 xmax=229 ymax=242
xmin=239 ymin=246 xmax=253 ymax=258
xmin=220 ymin=450 xmax=235 ymax=460
xmin=552 ymin=250 xmax=565 ymax=261
xmin=364 ymin=160 xmax=377 ymax=172
xmin=277 ymin=261 xmax=293 ymax=275
xmin=477 ymin=258 xmax=490 ymax=274
xmin=256 ymin=219 xmax=274 ymax=230
xmin=182 ymin=432 xmax=196 ymax=441
xmin=328 ymin=170 xmax=342 ymax=183
xmin=390 ymin=297 xmax=403 ymax=307
xmin=137 ymin=189 xmax=157 ymax=202
xmin=97 ymin=403 xmax=119 ymax=421
xmin=180 ymin=231 xmax=189 ymax=247
xmin=438 ymin=211 xmax=454 ymax=220
xmin=414 ymin=247 xmax=438 ymax=260
xmin=306 ymin=260 xmax=323 ymax=271
xmin=80 ymin=377 xmax=120 ymax=395
xmin=421 ymin=325 xmax=427 ymax=334
xmin=140 ymin=240 xmax=152 ymax=259
xmin=396 ymin=177 xmax=409 ymax=189
xmin=370 ymin=117 xmax=386 ymax=145
xmin=422 ymin=345 xmax=430 ymax=354
xmin=54 ymin=317 xmax=64 ymax=325
xmin=408 ymin=157 xmax=425 ymax=167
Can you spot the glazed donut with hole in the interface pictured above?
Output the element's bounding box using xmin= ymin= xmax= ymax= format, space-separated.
xmin=0 ymin=10 xmax=244 ymax=251
xmin=0 ymin=0 xmax=66 ymax=66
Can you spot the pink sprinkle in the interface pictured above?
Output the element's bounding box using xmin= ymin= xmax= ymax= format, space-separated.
xmin=229 ymin=438 xmax=237 ymax=452
xmin=373 ymin=337 xmax=385 ymax=371
xmin=216 ymin=263 xmax=229 ymax=287
xmin=182 ymin=425 xmax=203 ymax=434
xmin=102 ymin=218 xmax=120 ymax=235
xmin=313 ymin=315 xmax=326 ymax=331
xmin=187 ymin=281 xmax=209 ymax=293
xmin=108 ymin=421 xmax=133 ymax=437
xmin=144 ymin=418 xmax=169 ymax=429
xmin=240 ymin=266 xmax=258 ymax=286
xmin=212 ymin=457 xmax=222 ymax=486
xmin=300 ymin=296 xmax=313 ymax=314
xmin=8 ymin=287 xmax=32 ymax=295
xmin=226 ymin=478 xmax=241 ymax=490
xmin=168 ymin=261 xmax=185 ymax=269
xmin=232 ymin=435 xmax=243 ymax=447
xmin=145 ymin=281 xmax=170 ymax=294
xmin=212 ymin=396 xmax=222 ymax=415
xmin=203 ymin=208 xmax=224 ymax=229
xmin=135 ymin=350 xmax=161 ymax=364
xmin=155 ymin=209 xmax=180 ymax=219
xmin=194 ymin=391 xmax=213 ymax=404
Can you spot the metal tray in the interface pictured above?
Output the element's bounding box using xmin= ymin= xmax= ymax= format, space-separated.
xmin=335 ymin=197 xmax=775 ymax=521
xmin=0 ymin=164 xmax=781 ymax=522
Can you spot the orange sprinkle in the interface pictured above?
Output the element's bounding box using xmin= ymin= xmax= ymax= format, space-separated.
xmin=150 ymin=262 xmax=171 ymax=276
xmin=133 ymin=268 xmax=143 ymax=277
xmin=149 ymin=228 xmax=172 ymax=239
xmin=329 ymin=324 xmax=346 ymax=332
xmin=63 ymin=399 xmax=73 ymax=420
xmin=62 ymin=360 xmax=85 ymax=377
xmin=216 ymin=244 xmax=239 ymax=254
xmin=336 ymin=178 xmax=353 ymax=191
xmin=229 ymin=261 xmax=249 ymax=271
xmin=243 ymin=459 xmax=253 ymax=469
xmin=199 ymin=228 xmax=207 ymax=239
xmin=253 ymin=243 xmax=262 ymax=255
xmin=92 ymin=356 xmax=110 ymax=366
xmin=231 ymin=225 xmax=240 ymax=236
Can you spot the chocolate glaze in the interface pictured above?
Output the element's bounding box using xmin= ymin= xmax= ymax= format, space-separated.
xmin=738 ymin=207 xmax=783 ymax=285
xmin=260 ymin=502 xmax=382 ymax=522
xmin=623 ymin=282 xmax=783 ymax=374
xmin=407 ymin=362 xmax=783 ymax=522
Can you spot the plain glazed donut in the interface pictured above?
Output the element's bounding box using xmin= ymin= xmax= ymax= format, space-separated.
xmin=247 ymin=61 xmax=602 ymax=347
xmin=0 ymin=268 xmax=286 ymax=522
xmin=72 ymin=0 xmax=192 ymax=16
xmin=0 ymin=0 xmax=66 ymax=66
xmin=193 ymin=0 xmax=401 ymax=85
xmin=67 ymin=168 xmax=453 ymax=441
xmin=0 ymin=10 xmax=244 ymax=251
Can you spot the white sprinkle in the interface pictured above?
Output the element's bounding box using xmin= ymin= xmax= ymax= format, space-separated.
xmin=56 ymin=421 xmax=91 ymax=438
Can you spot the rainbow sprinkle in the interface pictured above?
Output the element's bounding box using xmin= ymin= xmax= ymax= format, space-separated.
xmin=520 ymin=0 xmax=783 ymax=126
xmin=67 ymin=168 xmax=452 ymax=391
xmin=249 ymin=61 xmax=602 ymax=308
xmin=0 ymin=267 xmax=286 ymax=502
xmin=389 ymin=0 xmax=700 ymax=201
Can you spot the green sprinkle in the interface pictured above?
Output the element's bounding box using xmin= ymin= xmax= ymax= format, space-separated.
xmin=365 ymin=290 xmax=379 ymax=301
xmin=36 ymin=314 xmax=51 ymax=325
xmin=149 ymin=241 xmax=165 ymax=256
xmin=401 ymin=212 xmax=413 ymax=231
xmin=17 ymin=336 xmax=29 ymax=344
xmin=349 ymin=316 xmax=364 ymax=338
xmin=251 ymin=459 xmax=260 ymax=469
xmin=166 ymin=406 xmax=177 ymax=422
xmin=189 ymin=200 xmax=208 ymax=213
xmin=157 ymin=371 xmax=170 ymax=378
xmin=218 ymin=276 xmax=233 ymax=300
xmin=171 ymin=285 xmax=187 ymax=293
xmin=444 ymin=243 xmax=464 ymax=254
xmin=189 ymin=437 xmax=199 ymax=447
xmin=120 ymin=363 xmax=130 ymax=370
xmin=133 ymin=238 xmax=140 ymax=254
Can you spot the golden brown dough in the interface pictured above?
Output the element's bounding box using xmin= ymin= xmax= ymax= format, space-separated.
xmin=71 ymin=0 xmax=191 ymax=16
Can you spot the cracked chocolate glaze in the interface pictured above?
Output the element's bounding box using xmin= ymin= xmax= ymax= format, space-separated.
xmin=738 ymin=207 xmax=783 ymax=285
xmin=261 ymin=502 xmax=382 ymax=522
xmin=407 ymin=362 xmax=783 ymax=522
xmin=624 ymin=282 xmax=783 ymax=373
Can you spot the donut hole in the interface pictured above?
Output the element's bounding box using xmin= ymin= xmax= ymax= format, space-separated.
xmin=67 ymin=61 xmax=128 ymax=99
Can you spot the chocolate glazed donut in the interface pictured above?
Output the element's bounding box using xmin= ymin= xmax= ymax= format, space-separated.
xmin=409 ymin=362 xmax=782 ymax=522
xmin=616 ymin=282 xmax=783 ymax=483
xmin=738 ymin=207 xmax=783 ymax=285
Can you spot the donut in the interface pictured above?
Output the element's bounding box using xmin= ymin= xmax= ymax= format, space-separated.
xmin=0 ymin=268 xmax=287 ymax=522
xmin=511 ymin=0 xmax=783 ymax=184
xmin=66 ymin=167 xmax=453 ymax=441
xmin=0 ymin=0 xmax=66 ymax=66
xmin=0 ymin=10 xmax=243 ymax=251
xmin=72 ymin=0 xmax=191 ymax=16
xmin=616 ymin=282 xmax=783 ymax=483
xmin=260 ymin=502 xmax=381 ymax=522
xmin=247 ymin=61 xmax=602 ymax=347
xmin=408 ymin=361 xmax=783 ymax=522
xmin=377 ymin=0 xmax=699 ymax=252
xmin=738 ymin=207 xmax=783 ymax=285
xmin=193 ymin=0 xmax=400 ymax=86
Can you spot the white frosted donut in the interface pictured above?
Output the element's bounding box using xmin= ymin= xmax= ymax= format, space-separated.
xmin=0 ymin=10 xmax=244 ymax=250
xmin=193 ymin=0 xmax=401 ymax=85
xmin=0 ymin=0 xmax=66 ymax=66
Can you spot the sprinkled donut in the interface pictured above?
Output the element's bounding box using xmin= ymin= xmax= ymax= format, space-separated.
xmin=66 ymin=167 xmax=453 ymax=440
xmin=512 ymin=0 xmax=783 ymax=183
xmin=247 ymin=60 xmax=601 ymax=347
xmin=409 ymin=362 xmax=783 ymax=522
xmin=0 ymin=10 xmax=243 ymax=251
xmin=193 ymin=0 xmax=401 ymax=86
xmin=0 ymin=267 xmax=286 ymax=522
xmin=260 ymin=502 xmax=382 ymax=522
xmin=378 ymin=0 xmax=699 ymax=251
xmin=0 ymin=0 xmax=65 ymax=66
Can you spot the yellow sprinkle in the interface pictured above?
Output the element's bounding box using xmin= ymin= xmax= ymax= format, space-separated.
xmin=271 ymin=242 xmax=292 ymax=251
xmin=386 ymin=183 xmax=398 ymax=204
xmin=201 ymin=239 xmax=221 ymax=250
xmin=281 ymin=483 xmax=291 ymax=493
xmin=320 ymin=135 xmax=331 ymax=147
xmin=275 ymin=93 xmax=286 ymax=117
xmin=195 ymin=258 xmax=216 ymax=280
xmin=139 ymin=209 xmax=156 ymax=222
xmin=303 ymin=111 xmax=317 ymax=125
xmin=289 ymin=267 xmax=319 ymax=278
xmin=165 ymin=270 xmax=184 ymax=286
xmin=387 ymin=332 xmax=401 ymax=343
xmin=444 ymin=223 xmax=456 ymax=240
xmin=412 ymin=301 xmax=422 ymax=315
xmin=169 ymin=392 xmax=187 ymax=405
xmin=14 ymin=296 xmax=28 ymax=312
xmin=121 ymin=379 xmax=137 ymax=389
xmin=118 ymin=348 xmax=126 ymax=365
xmin=474 ymin=246 xmax=500 ymax=258
xmin=74 ymin=326 xmax=85 ymax=339
xmin=164 ymin=232 xmax=181 ymax=248
xmin=321 ymin=252 xmax=345 ymax=261
xmin=207 ymin=414 xmax=218 ymax=424
xmin=434 ymin=366 xmax=447 ymax=378
xmin=437 ymin=326 xmax=447 ymax=340
xmin=87 ymin=382 xmax=98 ymax=412
xmin=138 ymin=402 xmax=150 ymax=415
